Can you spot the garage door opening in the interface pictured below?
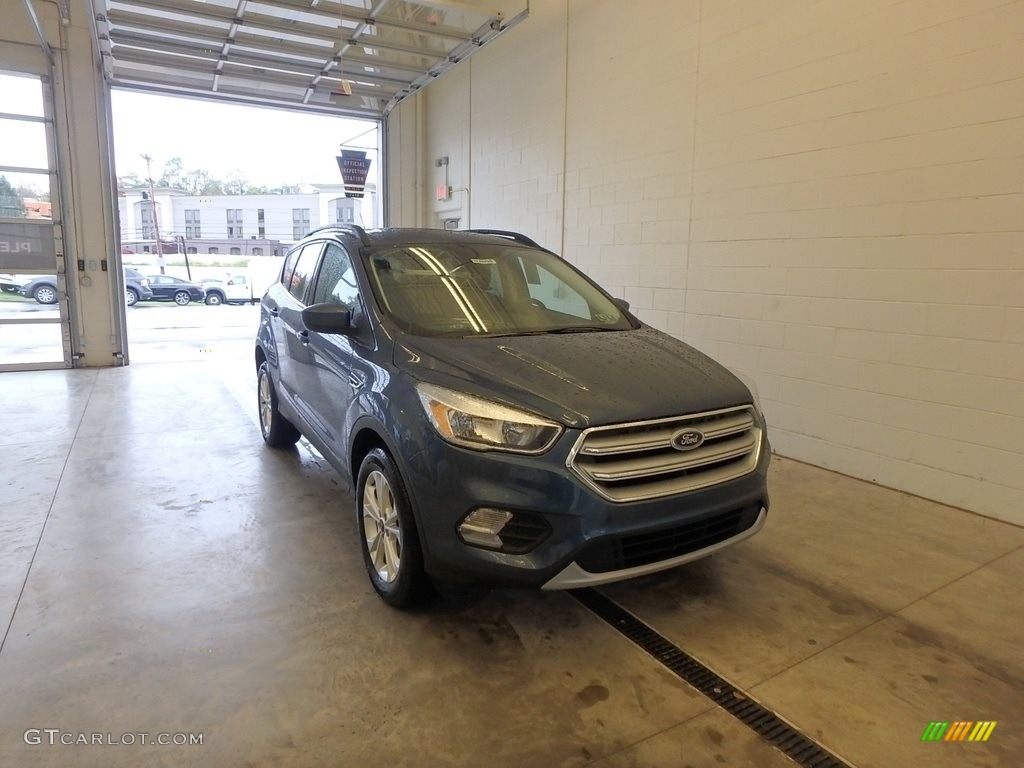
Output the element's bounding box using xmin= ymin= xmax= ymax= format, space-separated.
xmin=110 ymin=89 xmax=381 ymax=364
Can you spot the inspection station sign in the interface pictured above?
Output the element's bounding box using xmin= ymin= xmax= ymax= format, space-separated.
xmin=0 ymin=219 xmax=57 ymax=270
xmin=337 ymin=150 xmax=371 ymax=199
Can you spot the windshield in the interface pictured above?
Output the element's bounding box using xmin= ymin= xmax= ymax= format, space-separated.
xmin=364 ymin=243 xmax=634 ymax=338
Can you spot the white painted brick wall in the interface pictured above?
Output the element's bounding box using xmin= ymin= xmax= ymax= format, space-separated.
xmin=386 ymin=0 xmax=1024 ymax=524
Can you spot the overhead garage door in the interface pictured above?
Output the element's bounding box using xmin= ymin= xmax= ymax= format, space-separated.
xmin=0 ymin=70 xmax=72 ymax=371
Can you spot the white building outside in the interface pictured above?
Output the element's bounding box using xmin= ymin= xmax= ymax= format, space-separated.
xmin=118 ymin=182 xmax=379 ymax=256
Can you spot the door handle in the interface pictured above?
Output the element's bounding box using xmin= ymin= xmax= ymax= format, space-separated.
xmin=298 ymin=330 xmax=310 ymax=344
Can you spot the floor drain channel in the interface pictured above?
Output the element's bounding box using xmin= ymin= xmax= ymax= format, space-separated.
xmin=572 ymin=588 xmax=855 ymax=768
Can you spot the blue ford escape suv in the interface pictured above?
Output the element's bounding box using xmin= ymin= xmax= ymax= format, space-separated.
xmin=255 ymin=226 xmax=770 ymax=607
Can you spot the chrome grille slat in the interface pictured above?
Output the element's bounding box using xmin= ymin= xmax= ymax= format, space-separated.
xmin=579 ymin=410 xmax=753 ymax=456
xmin=568 ymin=405 xmax=761 ymax=503
xmin=584 ymin=434 xmax=756 ymax=482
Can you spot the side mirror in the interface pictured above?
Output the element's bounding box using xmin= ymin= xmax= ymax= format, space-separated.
xmin=302 ymin=303 xmax=353 ymax=334
xmin=613 ymin=297 xmax=631 ymax=313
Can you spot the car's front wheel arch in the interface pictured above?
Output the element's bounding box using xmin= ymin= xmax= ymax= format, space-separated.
xmin=348 ymin=417 xmax=428 ymax=548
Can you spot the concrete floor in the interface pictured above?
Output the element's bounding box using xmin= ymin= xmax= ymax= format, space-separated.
xmin=1 ymin=361 xmax=1021 ymax=768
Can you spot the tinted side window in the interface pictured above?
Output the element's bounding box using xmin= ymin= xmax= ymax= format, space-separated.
xmin=287 ymin=243 xmax=322 ymax=303
xmin=312 ymin=243 xmax=360 ymax=307
xmin=281 ymin=247 xmax=301 ymax=287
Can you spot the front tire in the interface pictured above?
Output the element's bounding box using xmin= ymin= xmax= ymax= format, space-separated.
xmin=126 ymin=288 xmax=139 ymax=307
xmin=205 ymin=292 xmax=223 ymax=306
xmin=174 ymin=290 xmax=191 ymax=306
xmin=33 ymin=285 xmax=57 ymax=304
xmin=356 ymin=447 xmax=430 ymax=608
xmin=257 ymin=361 xmax=300 ymax=447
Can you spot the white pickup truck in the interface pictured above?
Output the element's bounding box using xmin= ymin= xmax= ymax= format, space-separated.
xmin=200 ymin=260 xmax=282 ymax=306
xmin=200 ymin=274 xmax=257 ymax=306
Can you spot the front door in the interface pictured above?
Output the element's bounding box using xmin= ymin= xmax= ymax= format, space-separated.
xmin=274 ymin=241 xmax=323 ymax=418
xmin=304 ymin=242 xmax=377 ymax=461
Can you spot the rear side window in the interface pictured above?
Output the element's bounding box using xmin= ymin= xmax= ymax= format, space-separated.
xmin=287 ymin=243 xmax=323 ymax=303
xmin=281 ymin=248 xmax=301 ymax=286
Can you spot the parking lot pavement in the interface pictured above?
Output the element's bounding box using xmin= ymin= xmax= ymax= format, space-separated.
xmin=0 ymin=298 xmax=261 ymax=366
xmin=127 ymin=302 xmax=261 ymax=363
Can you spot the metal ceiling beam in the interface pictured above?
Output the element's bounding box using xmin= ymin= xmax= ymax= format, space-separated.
xmin=108 ymin=30 xmax=405 ymax=91
xmin=111 ymin=76 xmax=382 ymax=119
xmin=109 ymin=0 xmax=236 ymax=25
xmin=302 ymin=0 xmax=394 ymax=105
xmin=234 ymin=31 xmax=427 ymax=78
xmin=212 ymin=0 xmax=249 ymax=91
xmin=106 ymin=8 xmax=230 ymax=37
xmin=110 ymin=3 xmax=442 ymax=71
xmin=110 ymin=43 xmax=397 ymax=96
xmin=345 ymin=34 xmax=441 ymax=60
xmin=384 ymin=7 xmax=523 ymax=114
xmin=262 ymin=0 xmax=473 ymax=41
xmin=399 ymin=0 xmax=497 ymax=15
xmin=106 ymin=14 xmax=417 ymax=84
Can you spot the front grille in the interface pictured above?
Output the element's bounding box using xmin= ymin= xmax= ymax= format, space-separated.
xmin=576 ymin=504 xmax=761 ymax=573
xmin=568 ymin=405 xmax=761 ymax=502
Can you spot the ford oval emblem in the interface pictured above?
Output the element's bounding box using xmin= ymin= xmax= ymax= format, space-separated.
xmin=671 ymin=428 xmax=705 ymax=451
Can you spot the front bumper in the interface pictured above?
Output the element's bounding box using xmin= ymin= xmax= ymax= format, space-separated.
xmin=542 ymin=507 xmax=766 ymax=588
xmin=404 ymin=426 xmax=771 ymax=589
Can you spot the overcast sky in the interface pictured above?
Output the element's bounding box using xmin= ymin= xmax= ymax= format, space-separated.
xmin=110 ymin=90 xmax=379 ymax=189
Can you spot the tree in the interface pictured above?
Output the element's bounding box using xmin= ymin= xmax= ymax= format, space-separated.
xmin=158 ymin=157 xmax=186 ymax=189
xmin=225 ymin=172 xmax=248 ymax=195
xmin=0 ymin=175 xmax=26 ymax=217
xmin=118 ymin=171 xmax=143 ymax=190
xmin=180 ymin=168 xmax=210 ymax=195
xmin=200 ymin=177 xmax=226 ymax=195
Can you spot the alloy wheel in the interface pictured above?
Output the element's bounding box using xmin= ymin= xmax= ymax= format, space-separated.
xmin=258 ymin=371 xmax=273 ymax=437
xmin=35 ymin=286 xmax=56 ymax=304
xmin=363 ymin=470 xmax=402 ymax=583
xmin=174 ymin=291 xmax=190 ymax=306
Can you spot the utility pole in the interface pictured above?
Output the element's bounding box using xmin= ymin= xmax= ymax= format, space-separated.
xmin=141 ymin=153 xmax=165 ymax=274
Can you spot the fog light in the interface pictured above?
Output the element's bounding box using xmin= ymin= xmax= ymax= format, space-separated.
xmin=458 ymin=508 xmax=514 ymax=550
xmin=458 ymin=508 xmax=552 ymax=554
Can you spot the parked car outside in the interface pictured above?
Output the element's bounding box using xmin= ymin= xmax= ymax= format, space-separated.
xmin=255 ymin=226 xmax=770 ymax=608
xmin=20 ymin=268 xmax=153 ymax=306
xmin=0 ymin=274 xmax=29 ymax=293
xmin=147 ymin=274 xmax=206 ymax=305
xmin=200 ymin=274 xmax=255 ymax=306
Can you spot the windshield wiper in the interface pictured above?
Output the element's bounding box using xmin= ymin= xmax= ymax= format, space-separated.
xmin=470 ymin=326 xmax=617 ymax=338
xmin=547 ymin=326 xmax=617 ymax=334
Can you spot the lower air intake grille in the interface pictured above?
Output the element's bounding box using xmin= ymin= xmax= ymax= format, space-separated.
xmin=576 ymin=504 xmax=762 ymax=573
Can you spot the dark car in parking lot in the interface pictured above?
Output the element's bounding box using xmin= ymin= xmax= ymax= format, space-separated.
xmin=255 ymin=226 xmax=770 ymax=608
xmin=20 ymin=268 xmax=153 ymax=306
xmin=146 ymin=275 xmax=206 ymax=305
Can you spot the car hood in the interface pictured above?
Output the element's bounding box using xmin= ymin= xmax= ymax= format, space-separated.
xmin=393 ymin=326 xmax=753 ymax=429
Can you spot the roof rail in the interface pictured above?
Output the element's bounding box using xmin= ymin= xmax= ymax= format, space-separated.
xmin=305 ymin=224 xmax=371 ymax=247
xmin=467 ymin=229 xmax=541 ymax=249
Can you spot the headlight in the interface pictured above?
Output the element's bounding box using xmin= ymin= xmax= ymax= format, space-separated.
xmin=416 ymin=383 xmax=562 ymax=454
xmin=729 ymin=369 xmax=763 ymax=416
